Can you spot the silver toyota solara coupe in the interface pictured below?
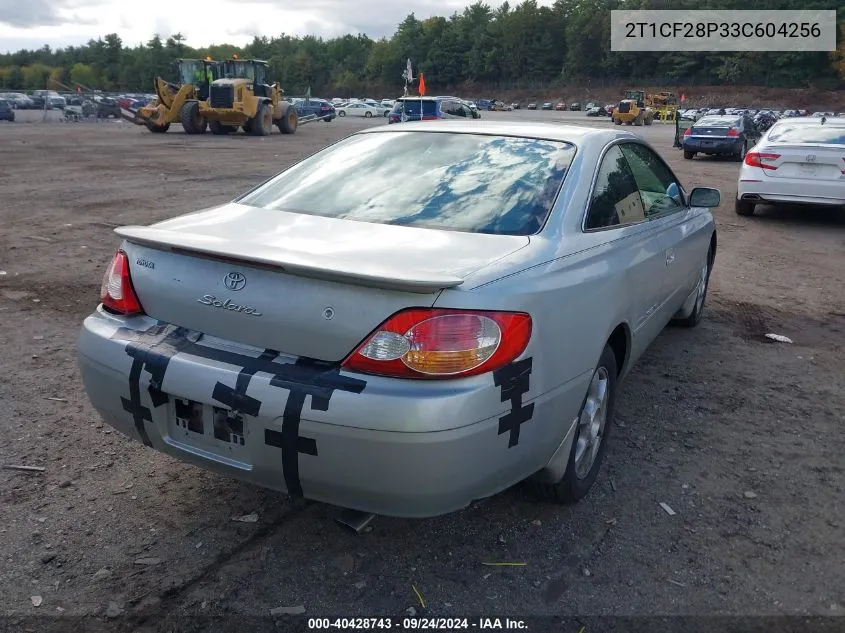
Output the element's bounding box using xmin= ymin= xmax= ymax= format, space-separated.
xmin=77 ymin=121 xmax=720 ymax=518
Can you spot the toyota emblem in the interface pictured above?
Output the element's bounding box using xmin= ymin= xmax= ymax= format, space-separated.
xmin=224 ymin=272 xmax=246 ymax=291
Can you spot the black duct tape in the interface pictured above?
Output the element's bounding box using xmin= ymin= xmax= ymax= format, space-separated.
xmin=111 ymin=322 xmax=367 ymax=497
xmin=493 ymin=357 xmax=535 ymax=448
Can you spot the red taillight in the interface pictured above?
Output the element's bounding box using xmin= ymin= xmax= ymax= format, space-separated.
xmin=727 ymin=128 xmax=739 ymax=137
xmin=683 ymin=128 xmax=692 ymax=137
xmin=99 ymin=249 xmax=143 ymax=315
xmin=341 ymin=308 xmax=532 ymax=379
xmin=744 ymin=151 xmax=780 ymax=170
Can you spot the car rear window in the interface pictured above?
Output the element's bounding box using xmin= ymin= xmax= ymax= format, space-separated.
xmin=767 ymin=123 xmax=845 ymax=145
xmin=237 ymin=131 xmax=577 ymax=235
xmin=695 ymin=116 xmax=741 ymax=127
xmin=393 ymin=100 xmax=438 ymax=117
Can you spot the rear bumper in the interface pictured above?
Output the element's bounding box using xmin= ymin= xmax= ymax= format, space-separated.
xmin=77 ymin=310 xmax=588 ymax=518
xmin=683 ymin=138 xmax=742 ymax=154
xmin=737 ymin=177 xmax=845 ymax=207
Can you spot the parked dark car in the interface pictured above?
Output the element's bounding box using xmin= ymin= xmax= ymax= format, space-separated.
xmin=0 ymin=99 xmax=15 ymax=122
xmin=586 ymin=106 xmax=607 ymax=117
xmin=97 ymin=97 xmax=122 ymax=118
xmin=29 ymin=94 xmax=54 ymax=110
xmin=682 ymin=114 xmax=760 ymax=161
xmin=294 ymin=98 xmax=336 ymax=122
xmin=569 ymin=102 xmax=581 ymax=111
xmin=474 ymin=99 xmax=494 ymax=111
xmin=541 ymin=102 xmax=553 ymax=110
xmin=31 ymin=90 xmax=65 ymax=109
xmin=389 ymin=96 xmax=474 ymax=124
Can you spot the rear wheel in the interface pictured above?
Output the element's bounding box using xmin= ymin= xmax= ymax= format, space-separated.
xmin=338 ymin=110 xmax=346 ymax=117
xmin=249 ymin=102 xmax=272 ymax=136
xmin=276 ymin=106 xmax=297 ymax=134
xmin=734 ymin=142 xmax=748 ymax=162
xmin=364 ymin=111 xmax=373 ymax=118
xmin=735 ymin=198 xmax=756 ymax=216
xmin=683 ymin=151 xmax=696 ymax=159
xmin=526 ymin=345 xmax=617 ymax=504
xmin=180 ymin=101 xmax=207 ymax=134
xmin=145 ymin=121 xmax=169 ymax=133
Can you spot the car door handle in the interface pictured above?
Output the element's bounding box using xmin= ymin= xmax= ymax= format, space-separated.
xmin=666 ymin=253 xmax=675 ymax=265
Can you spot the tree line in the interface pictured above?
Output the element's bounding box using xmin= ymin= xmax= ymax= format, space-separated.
xmin=0 ymin=0 xmax=842 ymax=96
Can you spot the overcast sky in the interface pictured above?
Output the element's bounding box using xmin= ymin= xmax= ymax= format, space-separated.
xmin=0 ymin=0 xmax=552 ymax=53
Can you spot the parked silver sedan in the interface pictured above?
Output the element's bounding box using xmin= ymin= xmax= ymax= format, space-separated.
xmin=77 ymin=121 xmax=720 ymax=518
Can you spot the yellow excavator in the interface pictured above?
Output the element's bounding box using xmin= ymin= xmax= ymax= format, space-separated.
xmin=611 ymin=90 xmax=655 ymax=126
xmin=133 ymin=57 xmax=299 ymax=136
xmin=133 ymin=58 xmax=217 ymax=133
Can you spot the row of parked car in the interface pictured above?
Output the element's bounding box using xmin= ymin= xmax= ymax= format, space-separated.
xmin=678 ymin=107 xmax=844 ymax=121
xmin=289 ymin=96 xmax=487 ymax=123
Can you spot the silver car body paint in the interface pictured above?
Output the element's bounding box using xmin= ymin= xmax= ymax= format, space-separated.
xmin=77 ymin=121 xmax=716 ymax=518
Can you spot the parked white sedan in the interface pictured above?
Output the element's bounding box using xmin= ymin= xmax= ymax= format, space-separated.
xmin=337 ymin=102 xmax=383 ymax=118
xmin=736 ymin=116 xmax=845 ymax=216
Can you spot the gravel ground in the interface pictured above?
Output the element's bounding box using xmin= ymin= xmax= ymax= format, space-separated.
xmin=1 ymin=112 xmax=843 ymax=632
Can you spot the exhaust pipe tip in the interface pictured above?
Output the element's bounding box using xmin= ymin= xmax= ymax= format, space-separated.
xmin=335 ymin=508 xmax=376 ymax=534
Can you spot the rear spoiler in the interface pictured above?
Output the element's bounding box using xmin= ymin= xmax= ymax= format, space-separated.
xmin=114 ymin=226 xmax=464 ymax=294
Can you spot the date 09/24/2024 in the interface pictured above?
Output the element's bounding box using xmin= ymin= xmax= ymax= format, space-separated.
xmin=306 ymin=617 xmax=530 ymax=630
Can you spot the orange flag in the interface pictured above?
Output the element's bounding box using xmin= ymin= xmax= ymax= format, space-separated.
xmin=418 ymin=73 xmax=426 ymax=96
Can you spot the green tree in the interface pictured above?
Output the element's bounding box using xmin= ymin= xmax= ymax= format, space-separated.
xmin=70 ymin=63 xmax=98 ymax=88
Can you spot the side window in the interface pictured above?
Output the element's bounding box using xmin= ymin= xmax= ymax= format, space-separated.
xmin=584 ymin=145 xmax=646 ymax=230
xmin=619 ymin=143 xmax=684 ymax=218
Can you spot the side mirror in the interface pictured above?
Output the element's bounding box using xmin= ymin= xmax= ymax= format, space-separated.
xmin=689 ymin=187 xmax=721 ymax=208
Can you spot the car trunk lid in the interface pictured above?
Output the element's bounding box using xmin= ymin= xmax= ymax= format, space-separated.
xmin=115 ymin=202 xmax=529 ymax=361
xmin=763 ymin=144 xmax=845 ymax=181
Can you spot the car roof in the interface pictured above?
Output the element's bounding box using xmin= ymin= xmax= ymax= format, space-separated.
xmin=357 ymin=120 xmax=638 ymax=145
xmin=696 ymin=115 xmax=741 ymax=123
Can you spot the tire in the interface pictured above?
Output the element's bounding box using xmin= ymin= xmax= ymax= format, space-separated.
xmin=276 ymin=105 xmax=297 ymax=134
xmin=673 ymin=247 xmax=713 ymax=328
xmin=249 ymin=102 xmax=272 ymax=136
xmin=614 ymin=118 xmax=622 ymax=125
xmin=180 ymin=101 xmax=206 ymax=134
xmin=338 ymin=110 xmax=346 ymax=117
xmin=383 ymin=110 xmax=389 ymax=117
xmin=526 ymin=345 xmax=618 ymax=504
xmin=735 ymin=198 xmax=756 ymax=216
xmin=683 ymin=151 xmax=695 ymax=160
xmin=145 ymin=121 xmax=169 ymax=133
xmin=209 ymin=120 xmax=234 ymax=135
xmin=364 ymin=111 xmax=373 ymax=118
xmin=734 ymin=142 xmax=747 ymax=162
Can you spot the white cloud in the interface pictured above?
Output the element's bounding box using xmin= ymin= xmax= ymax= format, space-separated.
xmin=0 ymin=0 xmax=552 ymax=53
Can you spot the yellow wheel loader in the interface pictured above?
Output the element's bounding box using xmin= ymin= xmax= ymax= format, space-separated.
xmin=198 ymin=59 xmax=297 ymax=136
xmin=133 ymin=59 xmax=219 ymax=133
xmin=611 ymin=90 xmax=655 ymax=127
